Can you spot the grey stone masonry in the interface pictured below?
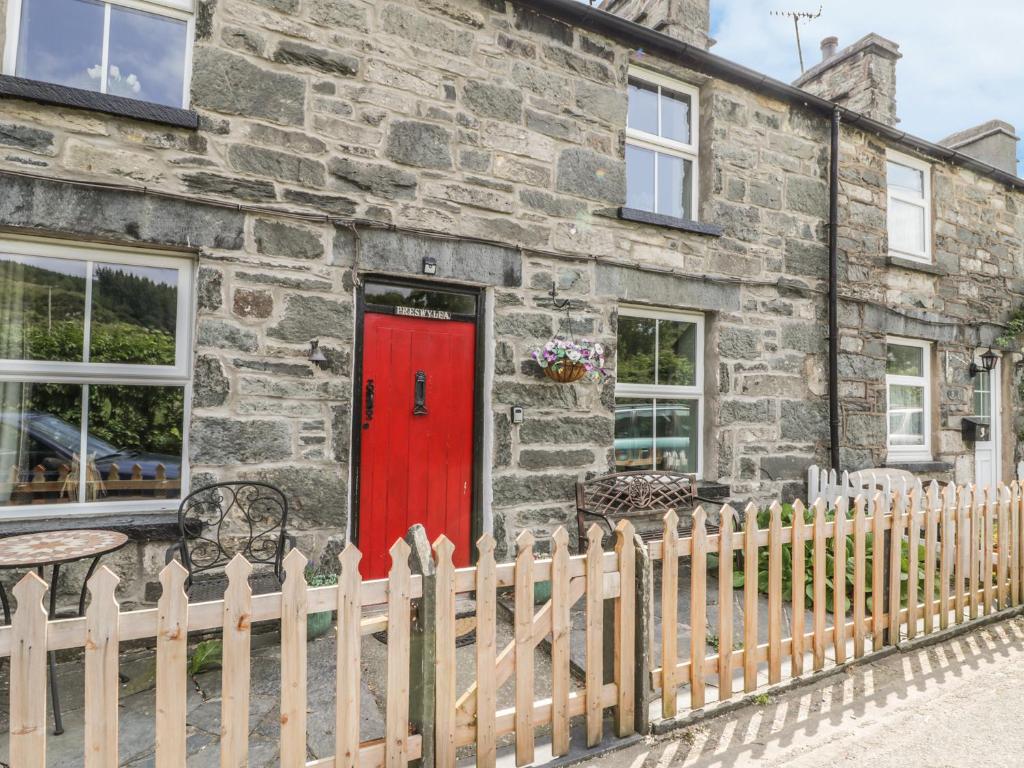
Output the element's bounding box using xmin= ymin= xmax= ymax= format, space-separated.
xmin=794 ymin=34 xmax=902 ymax=127
xmin=0 ymin=0 xmax=1021 ymax=598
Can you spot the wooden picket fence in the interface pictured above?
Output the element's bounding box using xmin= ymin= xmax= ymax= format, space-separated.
xmin=0 ymin=522 xmax=638 ymax=768
xmin=652 ymin=480 xmax=1024 ymax=715
xmin=4 ymin=479 xmax=1024 ymax=766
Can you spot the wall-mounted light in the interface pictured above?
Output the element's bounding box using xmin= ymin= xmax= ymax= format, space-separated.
xmin=308 ymin=339 xmax=328 ymax=369
xmin=969 ymin=347 xmax=998 ymax=377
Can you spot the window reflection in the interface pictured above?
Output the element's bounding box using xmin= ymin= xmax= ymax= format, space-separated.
xmin=90 ymin=263 xmax=178 ymax=365
xmin=107 ymin=5 xmax=188 ymax=107
xmin=0 ymin=253 xmax=87 ymax=362
xmin=16 ymin=0 xmax=104 ymax=93
xmin=0 ymin=381 xmax=183 ymax=506
xmin=614 ymin=399 xmax=698 ymax=472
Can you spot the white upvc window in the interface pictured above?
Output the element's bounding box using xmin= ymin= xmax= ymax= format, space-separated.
xmin=886 ymin=150 xmax=932 ymax=263
xmin=885 ymin=337 xmax=932 ymax=462
xmin=625 ymin=67 xmax=700 ymax=222
xmin=0 ymin=236 xmax=195 ymax=520
xmin=2 ymin=0 xmax=194 ymax=109
xmin=614 ymin=306 xmax=704 ymax=478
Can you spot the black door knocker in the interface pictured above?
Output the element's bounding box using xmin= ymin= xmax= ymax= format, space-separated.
xmin=413 ymin=370 xmax=428 ymax=416
xmin=363 ymin=379 xmax=375 ymax=428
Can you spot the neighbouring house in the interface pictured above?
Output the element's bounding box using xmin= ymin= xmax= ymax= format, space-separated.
xmin=0 ymin=0 xmax=1021 ymax=602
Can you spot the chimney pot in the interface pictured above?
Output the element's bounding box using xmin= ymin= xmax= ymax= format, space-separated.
xmin=821 ymin=36 xmax=839 ymax=61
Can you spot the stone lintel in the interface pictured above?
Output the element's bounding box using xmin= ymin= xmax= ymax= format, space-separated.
xmin=353 ymin=228 xmax=522 ymax=288
xmin=595 ymin=262 xmax=741 ymax=313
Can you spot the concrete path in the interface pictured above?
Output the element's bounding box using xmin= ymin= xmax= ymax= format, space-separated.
xmin=580 ymin=614 xmax=1024 ymax=768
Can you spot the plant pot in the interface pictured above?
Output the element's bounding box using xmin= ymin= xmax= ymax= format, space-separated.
xmin=307 ymin=610 xmax=333 ymax=640
xmin=543 ymin=362 xmax=587 ymax=383
xmin=534 ymin=580 xmax=552 ymax=604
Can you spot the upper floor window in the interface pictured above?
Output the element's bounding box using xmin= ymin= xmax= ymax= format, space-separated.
xmin=614 ymin=307 xmax=704 ymax=478
xmin=2 ymin=0 xmax=193 ymax=108
xmin=625 ymin=68 xmax=700 ymax=222
xmin=885 ymin=338 xmax=932 ymax=462
xmin=0 ymin=236 xmax=194 ymax=519
xmin=886 ymin=151 xmax=932 ymax=263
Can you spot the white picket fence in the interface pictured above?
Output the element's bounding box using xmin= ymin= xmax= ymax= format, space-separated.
xmin=808 ymin=462 xmax=1024 ymax=506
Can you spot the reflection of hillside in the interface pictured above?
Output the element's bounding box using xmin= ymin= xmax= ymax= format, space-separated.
xmin=0 ymin=261 xmax=176 ymax=331
xmin=92 ymin=266 xmax=177 ymax=334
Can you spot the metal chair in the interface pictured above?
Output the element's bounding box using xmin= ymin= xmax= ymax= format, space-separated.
xmin=167 ymin=481 xmax=294 ymax=598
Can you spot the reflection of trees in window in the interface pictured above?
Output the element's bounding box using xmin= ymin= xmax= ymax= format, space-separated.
xmin=92 ymin=266 xmax=177 ymax=333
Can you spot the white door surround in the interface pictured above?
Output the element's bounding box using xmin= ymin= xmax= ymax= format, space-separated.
xmin=972 ymin=355 xmax=1002 ymax=495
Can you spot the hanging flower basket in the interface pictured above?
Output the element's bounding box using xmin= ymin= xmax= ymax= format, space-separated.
xmin=543 ymin=362 xmax=588 ymax=383
xmin=530 ymin=338 xmax=607 ymax=384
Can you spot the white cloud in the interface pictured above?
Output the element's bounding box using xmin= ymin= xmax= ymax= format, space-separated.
xmin=708 ymin=0 xmax=1024 ymax=174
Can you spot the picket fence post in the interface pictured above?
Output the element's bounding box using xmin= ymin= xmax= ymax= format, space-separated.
xmin=406 ymin=524 xmax=437 ymax=768
xmin=10 ymin=572 xmax=49 ymax=768
xmin=155 ymin=561 xmax=188 ymax=768
xmin=84 ymin=567 xmax=120 ymax=768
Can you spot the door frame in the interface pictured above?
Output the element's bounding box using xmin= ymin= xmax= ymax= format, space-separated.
xmin=973 ymin=353 xmax=1002 ymax=491
xmin=350 ymin=275 xmax=487 ymax=563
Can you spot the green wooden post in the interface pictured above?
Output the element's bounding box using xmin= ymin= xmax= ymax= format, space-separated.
xmin=406 ymin=524 xmax=436 ymax=768
xmin=633 ymin=533 xmax=653 ymax=734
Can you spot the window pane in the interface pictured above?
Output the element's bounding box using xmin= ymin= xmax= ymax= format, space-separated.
xmin=888 ymin=198 xmax=926 ymax=254
xmin=887 ymin=161 xmax=924 ymax=196
xmin=657 ymin=319 xmax=697 ymax=386
xmin=364 ymin=282 xmax=477 ymax=315
xmin=625 ymin=144 xmax=655 ymax=212
xmin=616 ymin=315 xmax=656 ymax=385
xmin=16 ymin=0 xmax=104 ymax=93
xmin=614 ymin=398 xmax=654 ymax=471
xmin=888 ymin=384 xmax=925 ymax=445
xmin=627 ymin=79 xmax=658 ymax=134
xmin=0 ymin=253 xmax=87 ymax=362
xmin=656 ymin=154 xmax=692 ymax=219
xmin=660 ymin=88 xmax=691 ymax=144
xmin=85 ymin=384 xmax=183 ymax=502
xmin=972 ymin=370 xmax=992 ymax=422
xmin=107 ymin=4 xmax=189 ymax=107
xmin=886 ymin=343 xmax=924 ymax=377
xmin=655 ymin=399 xmax=699 ymax=473
xmin=90 ymin=263 xmax=178 ymax=365
xmin=0 ymin=382 xmax=84 ymax=506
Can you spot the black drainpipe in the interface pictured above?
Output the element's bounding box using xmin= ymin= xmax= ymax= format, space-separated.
xmin=828 ymin=106 xmax=841 ymax=472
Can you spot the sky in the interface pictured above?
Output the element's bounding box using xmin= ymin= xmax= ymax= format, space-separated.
xmin=582 ymin=0 xmax=1024 ymax=176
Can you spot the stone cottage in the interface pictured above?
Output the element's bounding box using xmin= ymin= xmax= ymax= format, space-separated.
xmin=0 ymin=0 xmax=1020 ymax=600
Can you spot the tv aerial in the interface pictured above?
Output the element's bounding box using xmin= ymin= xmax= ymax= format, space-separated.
xmin=771 ymin=6 xmax=823 ymax=73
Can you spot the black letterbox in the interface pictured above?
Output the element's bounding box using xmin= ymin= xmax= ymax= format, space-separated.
xmin=962 ymin=417 xmax=991 ymax=443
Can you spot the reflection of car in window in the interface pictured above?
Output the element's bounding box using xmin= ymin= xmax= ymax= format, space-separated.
xmin=614 ymin=404 xmax=692 ymax=471
xmin=0 ymin=411 xmax=181 ymax=482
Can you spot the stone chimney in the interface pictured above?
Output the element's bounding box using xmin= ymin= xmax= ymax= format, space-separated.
xmin=939 ymin=120 xmax=1020 ymax=176
xmin=600 ymin=0 xmax=714 ymax=49
xmin=793 ymin=33 xmax=902 ymax=126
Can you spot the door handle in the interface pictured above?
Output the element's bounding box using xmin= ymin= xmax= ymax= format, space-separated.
xmin=364 ymin=379 xmax=375 ymax=427
xmin=413 ymin=370 xmax=427 ymax=416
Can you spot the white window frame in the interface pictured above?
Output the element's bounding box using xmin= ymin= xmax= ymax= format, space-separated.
xmin=625 ymin=66 xmax=700 ymax=222
xmin=886 ymin=149 xmax=932 ymax=264
xmin=614 ymin=306 xmax=705 ymax=479
xmin=0 ymin=235 xmax=195 ymax=521
xmin=885 ymin=336 xmax=932 ymax=462
xmin=2 ymin=0 xmax=195 ymax=109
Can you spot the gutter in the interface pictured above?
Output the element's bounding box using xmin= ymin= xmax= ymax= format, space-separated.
xmin=517 ymin=0 xmax=1024 ymax=190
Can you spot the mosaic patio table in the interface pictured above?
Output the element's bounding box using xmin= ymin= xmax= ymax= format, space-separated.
xmin=0 ymin=529 xmax=129 ymax=735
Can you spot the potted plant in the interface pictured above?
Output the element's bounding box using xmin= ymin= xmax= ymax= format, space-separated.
xmin=531 ymin=338 xmax=607 ymax=384
xmin=305 ymin=561 xmax=338 ymax=640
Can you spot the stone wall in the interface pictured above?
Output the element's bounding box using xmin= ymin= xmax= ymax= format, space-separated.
xmin=835 ymin=125 xmax=1024 ymax=480
xmin=794 ymin=34 xmax=901 ymax=128
xmin=0 ymin=0 xmax=1021 ymax=596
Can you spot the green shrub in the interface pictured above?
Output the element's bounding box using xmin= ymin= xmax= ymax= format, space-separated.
xmin=716 ymin=503 xmax=936 ymax=615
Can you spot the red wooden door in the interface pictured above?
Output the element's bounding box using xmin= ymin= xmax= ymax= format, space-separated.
xmin=357 ymin=312 xmax=476 ymax=579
